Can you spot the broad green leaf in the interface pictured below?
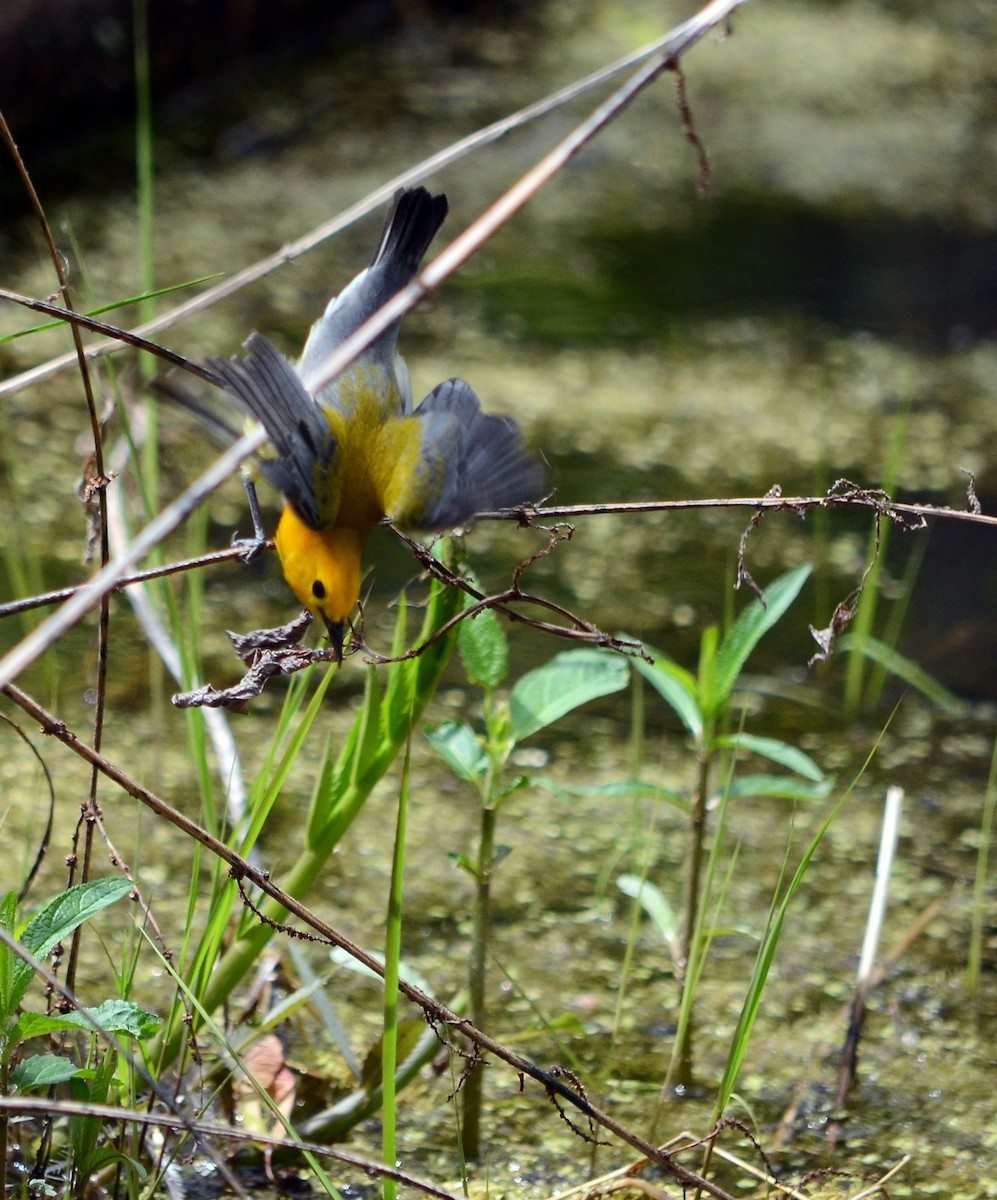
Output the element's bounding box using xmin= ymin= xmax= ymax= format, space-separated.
xmin=20 ymin=879 xmax=134 ymax=961
xmin=838 ymin=634 xmax=963 ymax=715
xmin=13 ymin=1012 xmax=90 ymax=1042
xmin=425 ymin=721 xmax=488 ymax=783
xmin=458 ymin=606 xmax=508 ymax=691
xmin=710 ymin=565 xmax=811 ymax=714
xmin=725 ymin=774 xmax=835 ymax=802
xmin=450 ymin=852 xmax=478 ymax=878
xmin=534 ymin=776 xmax=688 ymax=812
xmin=13 ymin=879 xmax=133 ymax=1011
xmin=617 ymin=875 xmax=682 ymax=965
xmin=540 ymin=1013 xmax=588 ymax=1036
xmin=630 ymin=648 xmax=703 ymax=741
xmin=360 ymin=1018 xmax=427 ymax=1090
xmin=86 ymin=1000 xmax=161 ymax=1039
xmin=12 ymin=1053 xmax=83 ymax=1090
xmin=509 ymin=649 xmax=628 ymax=742
xmin=715 ymin=733 xmax=825 ymax=782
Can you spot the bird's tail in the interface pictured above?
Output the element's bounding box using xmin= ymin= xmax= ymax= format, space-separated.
xmin=298 ymin=188 xmax=448 ymax=387
xmin=369 ymin=187 xmax=449 ymax=288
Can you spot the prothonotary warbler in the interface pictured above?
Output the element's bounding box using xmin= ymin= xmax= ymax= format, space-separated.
xmin=207 ymin=187 xmax=544 ymax=659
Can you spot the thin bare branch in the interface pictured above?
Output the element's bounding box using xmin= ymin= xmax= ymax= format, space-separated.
xmin=0 ymin=287 xmax=223 ymax=383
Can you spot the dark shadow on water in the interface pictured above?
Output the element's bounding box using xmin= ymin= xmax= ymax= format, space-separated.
xmin=476 ymin=194 xmax=997 ymax=350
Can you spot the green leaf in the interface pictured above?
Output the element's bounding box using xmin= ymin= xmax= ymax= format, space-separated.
xmin=541 ymin=1012 xmax=588 ymax=1036
xmin=74 ymin=1146 xmax=146 ymax=1180
xmin=725 ymin=774 xmax=835 ymax=802
xmin=360 ymin=1018 xmax=427 ymax=1090
xmin=509 ymin=649 xmax=629 ymax=742
xmin=715 ymin=733 xmax=825 ymax=782
xmin=425 ymin=721 xmax=488 ymax=783
xmin=496 ymin=775 xmax=530 ymax=803
xmin=13 ymin=1012 xmax=86 ymax=1042
xmin=329 ymin=949 xmax=434 ymax=997
xmin=838 ymin=634 xmax=963 ymax=715
xmin=13 ymin=879 xmax=133 ymax=1011
xmin=617 ymin=875 xmax=682 ymax=965
xmin=21 ymin=879 xmax=134 ymax=961
xmin=709 ymin=565 xmax=811 ymax=714
xmin=86 ymin=1000 xmax=162 ymax=1039
xmin=533 ymin=776 xmax=688 ymax=812
xmin=449 ymin=853 xmax=478 ymax=878
xmin=698 ymin=625 xmax=719 ymax=719
xmin=458 ymin=606 xmax=508 ymax=691
xmin=629 ymin=648 xmax=703 ymax=741
xmin=0 ymin=891 xmax=18 ymax=1021
xmin=12 ymin=1053 xmax=83 ymax=1090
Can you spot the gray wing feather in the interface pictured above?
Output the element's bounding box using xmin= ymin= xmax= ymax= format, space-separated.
xmin=395 ymin=378 xmax=543 ymax=530
xmin=206 ymin=332 xmax=338 ymax=530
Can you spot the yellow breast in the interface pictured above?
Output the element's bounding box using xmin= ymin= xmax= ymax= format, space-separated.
xmin=320 ymin=366 xmax=421 ymax=531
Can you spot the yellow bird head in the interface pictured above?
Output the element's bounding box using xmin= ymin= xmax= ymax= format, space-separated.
xmin=274 ymin=506 xmax=364 ymax=660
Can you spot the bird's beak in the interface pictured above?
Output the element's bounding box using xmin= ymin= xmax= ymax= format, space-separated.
xmin=323 ymin=616 xmax=346 ymax=663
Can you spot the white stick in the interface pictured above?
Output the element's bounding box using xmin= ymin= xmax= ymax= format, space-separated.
xmin=857 ymin=784 xmax=904 ymax=989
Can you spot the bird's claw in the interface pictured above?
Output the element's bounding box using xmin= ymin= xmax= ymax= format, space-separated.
xmin=231 ymin=532 xmax=269 ymax=563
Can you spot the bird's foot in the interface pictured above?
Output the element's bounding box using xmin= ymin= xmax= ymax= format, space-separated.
xmin=231 ymin=531 xmax=269 ymax=563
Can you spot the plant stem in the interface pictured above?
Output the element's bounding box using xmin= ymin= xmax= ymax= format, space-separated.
xmin=382 ymin=741 xmax=411 ymax=1200
xmin=462 ymin=793 xmax=497 ymax=1160
xmin=0 ymin=1057 xmax=8 ymax=1194
xmin=675 ymin=746 xmax=711 ymax=1086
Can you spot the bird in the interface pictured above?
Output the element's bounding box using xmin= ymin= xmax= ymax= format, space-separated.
xmin=205 ymin=187 xmax=544 ymax=659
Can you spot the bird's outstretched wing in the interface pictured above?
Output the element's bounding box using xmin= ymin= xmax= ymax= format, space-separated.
xmin=383 ymin=378 xmax=544 ymax=530
xmin=207 ymin=332 xmax=340 ymax=530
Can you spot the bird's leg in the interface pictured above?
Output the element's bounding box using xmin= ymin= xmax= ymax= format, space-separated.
xmin=231 ymin=478 xmax=270 ymax=562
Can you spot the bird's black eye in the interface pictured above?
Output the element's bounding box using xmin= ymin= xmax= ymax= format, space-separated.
xmin=312 ymin=580 xmax=326 ymax=600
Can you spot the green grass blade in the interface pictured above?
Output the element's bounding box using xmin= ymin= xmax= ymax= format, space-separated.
xmin=711 ymin=705 xmax=899 ymax=1119
xmin=0 ymin=276 xmax=222 ymax=343
xmin=838 ymin=633 xmax=963 ymax=714
xmin=154 ymin=575 xmax=462 ymax=1066
xmin=381 ymin=738 xmax=411 ymax=1200
xmin=712 ymin=798 xmax=841 ymax=1118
